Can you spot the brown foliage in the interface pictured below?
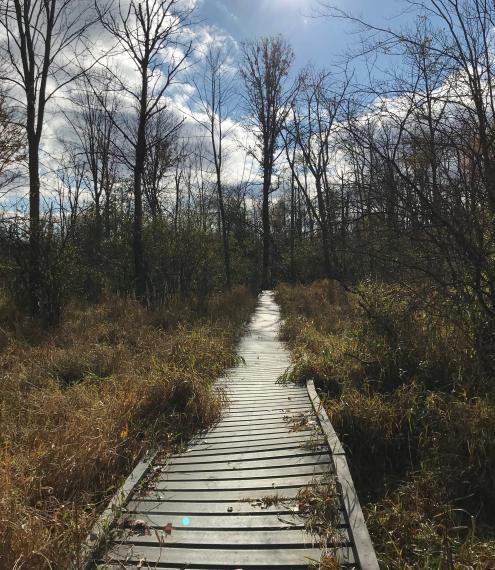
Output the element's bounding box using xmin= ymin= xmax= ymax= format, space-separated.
xmin=277 ymin=279 xmax=495 ymax=568
xmin=0 ymin=287 xmax=255 ymax=569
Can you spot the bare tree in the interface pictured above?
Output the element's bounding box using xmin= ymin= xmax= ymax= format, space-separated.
xmin=95 ymin=0 xmax=193 ymax=302
xmin=317 ymin=0 xmax=495 ymax=367
xmin=0 ymin=0 xmax=96 ymax=317
xmin=239 ymin=36 xmax=294 ymax=288
xmin=67 ymin=75 xmax=119 ymax=243
xmin=192 ymin=45 xmax=236 ymax=289
xmin=284 ymin=68 xmax=349 ymax=277
xmin=143 ymin=108 xmax=179 ymax=220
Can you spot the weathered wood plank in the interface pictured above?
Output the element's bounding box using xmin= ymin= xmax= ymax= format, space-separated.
xmin=172 ymin=438 xmax=315 ymax=454
xmin=186 ymin=438 xmax=323 ymax=453
xmin=152 ymin=474 xmax=325 ymax=491
xmin=164 ymin=448 xmax=332 ymax=465
xmin=113 ymin=529 xmax=322 ymax=547
xmin=125 ymin=500 xmax=302 ymax=515
xmin=190 ymin=432 xmax=315 ymax=447
xmin=195 ymin=425 xmax=309 ymax=438
xmin=164 ymin=454 xmax=332 ymax=472
xmin=158 ymin=463 xmax=331 ymax=480
xmin=102 ymin=545 xmax=345 ymax=567
xmin=118 ymin=512 xmax=347 ymax=530
xmin=139 ymin=486 xmax=313 ymax=502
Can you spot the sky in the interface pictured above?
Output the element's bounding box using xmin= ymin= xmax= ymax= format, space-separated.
xmin=0 ymin=0 xmax=425 ymax=210
xmin=186 ymin=0 xmax=422 ymax=187
xmin=195 ymin=0 xmax=416 ymax=80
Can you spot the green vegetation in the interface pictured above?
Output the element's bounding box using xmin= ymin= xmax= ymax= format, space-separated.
xmin=277 ymin=280 xmax=495 ymax=569
xmin=0 ymin=286 xmax=255 ymax=569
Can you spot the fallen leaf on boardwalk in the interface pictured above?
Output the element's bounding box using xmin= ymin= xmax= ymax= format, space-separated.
xmin=164 ymin=522 xmax=173 ymax=534
xmin=137 ymin=557 xmax=146 ymax=568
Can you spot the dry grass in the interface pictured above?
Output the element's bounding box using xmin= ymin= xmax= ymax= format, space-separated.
xmin=276 ymin=280 xmax=495 ymax=569
xmin=297 ymin=477 xmax=341 ymax=549
xmin=0 ymin=286 xmax=256 ymax=569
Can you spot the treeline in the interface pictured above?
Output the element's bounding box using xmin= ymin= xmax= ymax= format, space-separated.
xmin=1 ymin=0 xmax=495 ymax=355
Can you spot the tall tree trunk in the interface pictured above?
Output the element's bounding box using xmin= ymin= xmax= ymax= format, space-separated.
xmin=133 ymin=82 xmax=147 ymax=302
xmin=290 ymin=170 xmax=295 ymax=283
xmin=217 ymin=174 xmax=231 ymax=290
xmin=315 ymin=178 xmax=332 ymax=277
xmin=262 ymin=166 xmax=271 ymax=289
xmin=28 ymin=133 xmax=41 ymax=315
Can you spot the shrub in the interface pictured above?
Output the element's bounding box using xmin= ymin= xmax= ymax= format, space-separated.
xmin=276 ymin=279 xmax=495 ymax=567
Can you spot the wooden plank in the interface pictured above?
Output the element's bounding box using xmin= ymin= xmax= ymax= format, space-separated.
xmin=225 ymin=399 xmax=309 ymax=408
xmin=113 ymin=529 xmax=321 ymax=547
xmin=204 ymin=418 xmax=295 ymax=430
xmin=206 ymin=424 xmax=318 ymax=436
xmin=188 ymin=437 xmax=323 ymax=452
xmin=191 ymin=426 xmax=304 ymax=438
xmin=190 ymin=432 xmax=314 ymax=446
xmin=225 ymin=398 xmax=308 ymax=407
xmin=224 ymin=406 xmax=311 ymax=415
xmin=158 ymin=463 xmax=331 ymax=480
xmin=125 ymin=500 xmax=302 ymax=515
xmin=226 ymin=394 xmax=308 ymax=402
xmin=103 ymin=545 xmax=327 ymax=566
xmin=117 ymin=512 xmax=314 ymax=530
xmin=103 ymin=545 xmax=355 ymax=567
xmin=176 ymin=442 xmax=327 ymax=458
xmin=119 ymin=512 xmax=306 ymax=529
xmin=219 ymin=412 xmax=316 ymax=424
xmin=164 ymin=454 xmax=332 ymax=472
xmin=138 ymin=486 xmax=307 ymax=502
xmin=119 ymin=511 xmax=348 ymax=530
xmin=153 ymin=474 xmax=324 ymax=491
xmin=165 ymin=447 xmax=331 ymax=465
xmin=219 ymin=409 xmax=308 ymax=421
xmin=218 ymin=409 xmax=309 ymax=418
xmin=223 ymin=408 xmax=311 ymax=417
xmin=197 ymin=425 xmax=299 ymax=437
xmin=219 ymin=386 xmax=302 ymax=394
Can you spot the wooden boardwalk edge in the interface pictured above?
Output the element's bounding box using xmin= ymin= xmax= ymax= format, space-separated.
xmin=306 ymin=379 xmax=380 ymax=570
xmin=73 ymin=448 xmax=158 ymax=570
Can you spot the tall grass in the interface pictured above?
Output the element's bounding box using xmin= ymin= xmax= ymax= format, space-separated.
xmin=0 ymin=287 xmax=256 ymax=569
xmin=276 ymin=280 xmax=495 ymax=568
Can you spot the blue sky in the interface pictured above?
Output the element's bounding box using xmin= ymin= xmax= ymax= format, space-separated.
xmin=196 ymin=0 xmax=416 ymax=80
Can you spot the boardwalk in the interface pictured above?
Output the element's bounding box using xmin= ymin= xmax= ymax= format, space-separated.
xmin=96 ymin=292 xmax=375 ymax=569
